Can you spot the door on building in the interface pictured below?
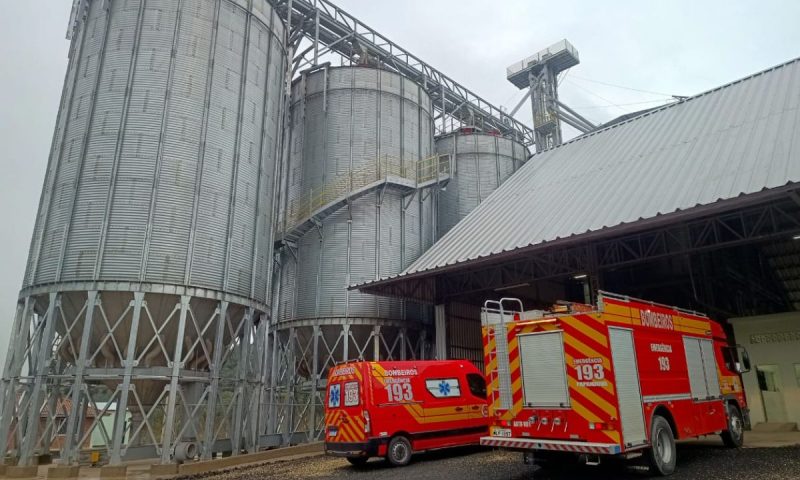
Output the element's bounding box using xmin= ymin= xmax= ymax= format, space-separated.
xmin=756 ymin=365 xmax=788 ymax=423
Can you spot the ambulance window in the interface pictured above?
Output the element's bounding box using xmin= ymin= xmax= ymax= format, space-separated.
xmin=344 ymin=381 xmax=359 ymax=407
xmin=425 ymin=378 xmax=461 ymax=398
xmin=467 ymin=373 xmax=487 ymax=399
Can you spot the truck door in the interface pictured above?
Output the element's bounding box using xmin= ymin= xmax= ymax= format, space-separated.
xmin=609 ymin=328 xmax=647 ymax=447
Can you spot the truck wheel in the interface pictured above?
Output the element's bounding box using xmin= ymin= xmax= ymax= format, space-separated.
xmin=721 ymin=403 xmax=744 ymax=448
xmin=647 ymin=415 xmax=676 ymax=476
xmin=346 ymin=457 xmax=369 ymax=467
xmin=386 ymin=435 xmax=412 ymax=467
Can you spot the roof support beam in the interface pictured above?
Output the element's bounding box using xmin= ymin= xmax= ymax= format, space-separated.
xmin=360 ymin=195 xmax=800 ymax=303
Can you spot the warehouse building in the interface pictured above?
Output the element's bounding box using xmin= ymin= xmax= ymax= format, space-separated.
xmin=358 ymin=58 xmax=800 ymax=429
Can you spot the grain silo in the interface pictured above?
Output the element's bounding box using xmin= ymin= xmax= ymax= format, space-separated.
xmin=0 ymin=0 xmax=286 ymax=466
xmin=435 ymin=129 xmax=529 ymax=237
xmin=271 ymin=66 xmax=439 ymax=439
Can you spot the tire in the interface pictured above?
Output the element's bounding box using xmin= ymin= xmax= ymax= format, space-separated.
xmin=647 ymin=415 xmax=677 ymax=476
xmin=386 ymin=435 xmax=412 ymax=467
xmin=721 ymin=403 xmax=745 ymax=448
xmin=346 ymin=456 xmax=369 ymax=467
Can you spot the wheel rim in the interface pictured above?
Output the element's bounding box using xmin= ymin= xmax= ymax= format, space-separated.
xmin=392 ymin=442 xmax=408 ymax=462
xmin=731 ymin=412 xmax=743 ymax=439
xmin=656 ymin=428 xmax=673 ymax=465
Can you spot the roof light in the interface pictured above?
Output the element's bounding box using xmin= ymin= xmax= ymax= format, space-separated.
xmin=572 ymin=274 xmax=587 ymax=280
xmin=793 ymin=234 xmax=800 ymax=240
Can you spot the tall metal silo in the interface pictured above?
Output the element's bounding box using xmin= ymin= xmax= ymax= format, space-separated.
xmin=0 ymin=0 xmax=286 ymax=465
xmin=271 ymin=66 xmax=439 ymax=441
xmin=435 ymin=130 xmax=529 ymax=237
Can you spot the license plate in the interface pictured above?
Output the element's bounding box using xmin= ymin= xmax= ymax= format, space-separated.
xmin=492 ymin=427 xmax=512 ymax=438
xmin=328 ymin=428 xmax=338 ymax=437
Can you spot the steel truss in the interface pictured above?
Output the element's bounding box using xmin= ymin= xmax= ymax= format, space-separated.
xmin=273 ymin=0 xmax=534 ymax=145
xmin=360 ymin=192 xmax=800 ymax=303
xmin=0 ymin=287 xmax=270 ymax=465
xmin=265 ymin=318 xmax=426 ymax=443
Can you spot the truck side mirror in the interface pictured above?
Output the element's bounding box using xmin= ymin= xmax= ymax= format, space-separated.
xmin=736 ymin=345 xmax=751 ymax=373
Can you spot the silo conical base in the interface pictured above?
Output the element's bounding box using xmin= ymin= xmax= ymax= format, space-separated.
xmin=0 ymin=286 xmax=269 ymax=466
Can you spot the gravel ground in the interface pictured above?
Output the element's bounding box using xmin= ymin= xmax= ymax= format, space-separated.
xmin=180 ymin=444 xmax=800 ymax=480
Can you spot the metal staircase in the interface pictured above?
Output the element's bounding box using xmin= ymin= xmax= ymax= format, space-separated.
xmin=278 ymin=154 xmax=450 ymax=245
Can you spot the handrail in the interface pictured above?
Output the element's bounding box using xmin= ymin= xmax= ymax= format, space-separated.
xmin=285 ymin=154 xmax=450 ymax=232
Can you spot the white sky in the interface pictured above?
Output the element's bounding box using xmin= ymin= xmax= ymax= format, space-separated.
xmin=0 ymin=0 xmax=798 ymax=367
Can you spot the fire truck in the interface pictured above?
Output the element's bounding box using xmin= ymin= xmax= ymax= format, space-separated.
xmin=324 ymin=360 xmax=490 ymax=467
xmin=480 ymin=291 xmax=751 ymax=476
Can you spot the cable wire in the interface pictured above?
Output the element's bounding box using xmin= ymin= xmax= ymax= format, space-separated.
xmin=568 ymin=74 xmax=677 ymax=98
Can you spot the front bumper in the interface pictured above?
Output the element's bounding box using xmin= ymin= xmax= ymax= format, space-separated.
xmin=325 ymin=439 xmax=384 ymax=458
xmin=481 ymin=436 xmax=621 ymax=455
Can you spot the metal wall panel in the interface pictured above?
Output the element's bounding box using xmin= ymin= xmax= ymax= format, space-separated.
xmin=434 ymin=132 xmax=528 ymax=237
xmin=518 ymin=331 xmax=570 ymax=407
xmin=446 ymin=302 xmax=483 ymax=368
xmin=609 ymin=327 xmax=646 ymax=447
xmin=23 ymin=0 xmax=286 ymax=304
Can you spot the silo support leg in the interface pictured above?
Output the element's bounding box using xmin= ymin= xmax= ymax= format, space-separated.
xmin=19 ymin=292 xmax=60 ymax=466
xmin=231 ymin=309 xmax=254 ymax=455
xmin=63 ymin=291 xmax=98 ymax=463
xmin=202 ymin=301 xmax=227 ymax=460
xmin=160 ymin=296 xmax=190 ymax=464
xmin=110 ymin=292 xmax=144 ymax=465
xmin=0 ymin=298 xmax=32 ymax=458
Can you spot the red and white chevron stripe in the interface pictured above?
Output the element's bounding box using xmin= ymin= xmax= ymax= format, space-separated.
xmin=480 ymin=436 xmax=621 ymax=455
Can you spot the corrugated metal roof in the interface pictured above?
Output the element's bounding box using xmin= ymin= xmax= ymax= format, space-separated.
xmin=360 ymin=57 xmax=800 ymax=286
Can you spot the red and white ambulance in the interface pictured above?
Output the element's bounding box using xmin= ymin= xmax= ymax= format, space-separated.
xmin=480 ymin=292 xmax=751 ymax=475
xmin=324 ymin=360 xmax=490 ymax=467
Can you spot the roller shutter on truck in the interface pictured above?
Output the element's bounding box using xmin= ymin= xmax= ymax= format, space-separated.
xmin=683 ymin=337 xmax=721 ymax=400
xmin=518 ymin=331 xmax=570 ymax=407
xmin=609 ymin=328 xmax=647 ymax=447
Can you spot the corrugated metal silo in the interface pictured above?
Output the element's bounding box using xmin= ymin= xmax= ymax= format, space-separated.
xmin=1 ymin=0 xmax=286 ymax=465
xmin=271 ymin=66 xmax=436 ymax=438
xmin=435 ymin=130 xmax=529 ymax=237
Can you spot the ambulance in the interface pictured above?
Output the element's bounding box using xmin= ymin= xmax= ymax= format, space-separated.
xmin=480 ymin=292 xmax=750 ymax=476
xmin=324 ymin=360 xmax=490 ymax=467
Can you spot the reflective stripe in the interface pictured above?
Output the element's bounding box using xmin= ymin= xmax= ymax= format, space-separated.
xmin=642 ymin=393 xmax=692 ymax=403
xmin=480 ymin=436 xmax=621 ymax=454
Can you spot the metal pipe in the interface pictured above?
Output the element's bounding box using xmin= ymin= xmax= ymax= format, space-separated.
xmin=557 ymin=100 xmax=596 ymax=130
xmin=510 ymin=88 xmax=532 ymax=117
xmin=558 ymin=109 xmax=594 ymax=133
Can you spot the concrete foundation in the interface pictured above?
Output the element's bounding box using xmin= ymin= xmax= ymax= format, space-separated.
xmin=47 ymin=465 xmax=81 ymax=479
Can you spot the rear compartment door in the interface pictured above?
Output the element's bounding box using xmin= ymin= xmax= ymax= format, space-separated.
xmin=518 ymin=331 xmax=570 ymax=407
xmin=609 ymin=328 xmax=647 ymax=447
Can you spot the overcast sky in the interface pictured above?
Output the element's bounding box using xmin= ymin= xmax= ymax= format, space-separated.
xmin=0 ymin=0 xmax=798 ymax=367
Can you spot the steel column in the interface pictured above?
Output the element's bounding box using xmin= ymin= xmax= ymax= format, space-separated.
xmin=19 ymin=292 xmax=60 ymax=465
xmin=160 ymin=295 xmax=190 ymax=464
xmin=109 ymin=292 xmax=144 ymax=464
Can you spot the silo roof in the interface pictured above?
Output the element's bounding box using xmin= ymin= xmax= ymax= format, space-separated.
xmin=355 ymin=57 xmax=800 ymax=290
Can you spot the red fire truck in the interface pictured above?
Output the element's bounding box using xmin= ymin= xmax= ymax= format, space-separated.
xmin=480 ymin=292 xmax=751 ymax=476
xmin=324 ymin=360 xmax=490 ymax=467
